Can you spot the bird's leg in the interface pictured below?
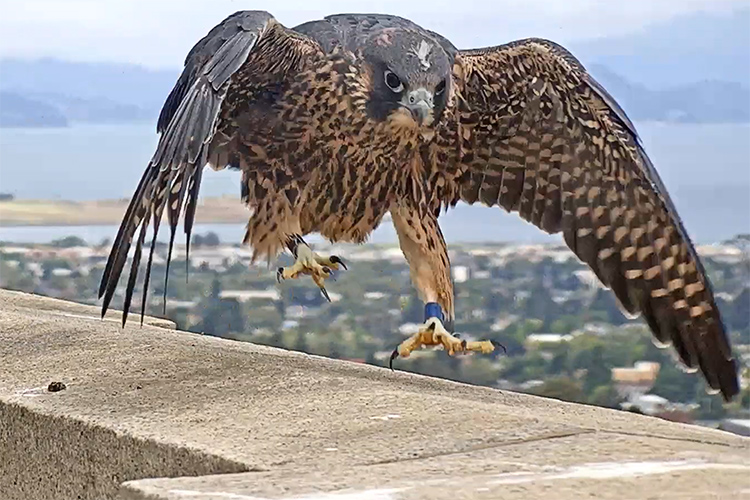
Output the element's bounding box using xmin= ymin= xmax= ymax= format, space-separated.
xmin=389 ymin=303 xmax=504 ymax=369
xmin=276 ymin=235 xmax=347 ymax=301
xmin=388 ymin=205 xmax=504 ymax=369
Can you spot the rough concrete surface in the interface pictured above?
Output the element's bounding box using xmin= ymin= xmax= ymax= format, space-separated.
xmin=1 ymin=289 xmax=748 ymax=500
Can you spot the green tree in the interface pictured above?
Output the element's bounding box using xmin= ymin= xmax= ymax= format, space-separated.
xmin=401 ymin=290 xmax=423 ymax=324
xmin=203 ymin=232 xmax=221 ymax=246
xmin=50 ymin=235 xmax=87 ymax=247
xmin=191 ymin=232 xmax=221 ymax=247
xmin=547 ymin=347 xmax=569 ymax=376
xmin=192 ymin=277 xmax=245 ymax=337
xmin=588 ymin=384 xmax=621 ymax=408
xmin=294 ymin=330 xmax=310 ymax=353
xmin=41 ymin=258 xmax=71 ymax=280
xmin=651 ymin=362 xmax=697 ymax=403
xmin=582 ymin=344 xmax=611 ymax=394
xmin=694 ymin=392 xmax=727 ymax=420
xmin=531 ymin=377 xmax=585 ymax=403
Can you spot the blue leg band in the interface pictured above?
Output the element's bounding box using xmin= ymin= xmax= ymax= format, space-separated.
xmin=424 ymin=302 xmax=444 ymax=323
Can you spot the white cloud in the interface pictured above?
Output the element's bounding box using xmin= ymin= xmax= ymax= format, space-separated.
xmin=0 ymin=0 xmax=744 ymax=67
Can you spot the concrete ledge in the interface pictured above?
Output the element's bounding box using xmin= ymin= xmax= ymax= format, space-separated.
xmin=1 ymin=403 xmax=249 ymax=499
xmin=1 ymin=289 xmax=748 ymax=500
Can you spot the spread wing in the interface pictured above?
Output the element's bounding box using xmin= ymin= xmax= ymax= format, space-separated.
xmin=445 ymin=38 xmax=739 ymax=400
xmin=98 ymin=10 xmax=319 ymax=326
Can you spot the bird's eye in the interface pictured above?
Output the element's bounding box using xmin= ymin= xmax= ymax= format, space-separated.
xmin=435 ymin=79 xmax=446 ymax=96
xmin=384 ymin=70 xmax=404 ymax=92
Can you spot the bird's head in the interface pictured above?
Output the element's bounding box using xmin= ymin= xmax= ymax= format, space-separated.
xmin=361 ymin=28 xmax=452 ymax=139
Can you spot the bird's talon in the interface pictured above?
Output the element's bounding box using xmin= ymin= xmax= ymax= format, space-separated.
xmin=491 ymin=339 xmax=507 ymax=354
xmin=277 ymin=242 xmax=344 ymax=298
xmin=390 ymin=316 xmax=504 ymax=369
xmin=389 ymin=349 xmax=399 ymax=371
xmin=329 ymin=255 xmax=348 ymax=270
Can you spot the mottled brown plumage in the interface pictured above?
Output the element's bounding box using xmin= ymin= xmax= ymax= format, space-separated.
xmin=99 ymin=11 xmax=739 ymax=400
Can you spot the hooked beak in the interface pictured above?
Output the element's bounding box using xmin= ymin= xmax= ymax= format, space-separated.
xmin=403 ymin=88 xmax=434 ymax=126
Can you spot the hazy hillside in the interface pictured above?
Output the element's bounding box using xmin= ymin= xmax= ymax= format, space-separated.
xmin=0 ymin=58 xmax=177 ymax=107
xmin=0 ymin=58 xmax=176 ymax=128
xmin=588 ymin=65 xmax=750 ymax=124
xmin=1 ymin=8 xmax=749 ymax=128
xmin=0 ymin=92 xmax=68 ymax=128
xmin=571 ymin=8 xmax=750 ymax=88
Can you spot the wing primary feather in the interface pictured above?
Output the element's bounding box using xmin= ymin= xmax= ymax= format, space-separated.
xmin=162 ymin=227 xmax=178 ymax=315
xmin=100 ymin=167 xmax=159 ymax=318
xmin=584 ymin=73 xmax=639 ymax=140
xmin=204 ymin=31 xmax=261 ymax=89
xmin=102 ymin=10 xmax=299 ymax=323
xmin=99 ymin=166 xmax=153 ymax=300
xmin=140 ymin=213 xmax=163 ymax=326
xmin=122 ymin=209 xmax=151 ymax=327
xmin=184 ymin=162 xmax=205 ymax=282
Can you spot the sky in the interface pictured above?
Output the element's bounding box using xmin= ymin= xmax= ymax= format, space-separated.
xmin=0 ymin=0 xmax=746 ymax=68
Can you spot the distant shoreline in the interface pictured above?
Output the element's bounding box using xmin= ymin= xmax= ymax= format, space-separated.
xmin=0 ymin=198 xmax=251 ymax=227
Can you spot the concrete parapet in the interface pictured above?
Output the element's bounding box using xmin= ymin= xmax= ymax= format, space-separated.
xmin=1 ymin=289 xmax=748 ymax=499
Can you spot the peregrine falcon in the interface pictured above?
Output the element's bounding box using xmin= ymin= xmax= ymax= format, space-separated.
xmin=99 ymin=11 xmax=740 ymax=400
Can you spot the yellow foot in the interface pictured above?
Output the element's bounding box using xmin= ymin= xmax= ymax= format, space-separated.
xmin=276 ymin=242 xmax=347 ymax=302
xmin=389 ymin=317 xmax=505 ymax=370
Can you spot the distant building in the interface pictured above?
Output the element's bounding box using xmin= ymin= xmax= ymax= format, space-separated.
xmin=452 ymin=265 xmax=469 ymax=283
xmin=220 ymin=289 xmax=280 ymax=303
xmin=525 ymin=333 xmax=573 ymax=350
xmin=282 ymin=320 xmax=299 ymax=330
xmin=490 ymin=315 xmax=518 ymax=332
xmin=574 ymin=269 xmax=603 ymax=289
xmin=285 ymin=305 xmax=306 ymax=319
xmin=612 ymin=361 xmax=661 ymax=399
xmin=398 ymin=323 xmax=422 ymax=335
xmin=620 ymin=394 xmax=670 ymax=416
xmin=620 ymin=393 xmax=698 ymax=422
xmin=718 ymin=419 xmax=750 ymax=437
xmin=164 ymin=300 xmax=197 ymax=312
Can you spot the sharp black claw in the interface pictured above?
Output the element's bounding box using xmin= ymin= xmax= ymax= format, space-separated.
xmin=320 ymin=287 xmax=331 ymax=302
xmin=276 ymin=267 xmax=284 ymax=283
xmin=491 ymin=340 xmax=507 ymax=354
xmin=330 ymin=255 xmax=348 ymax=270
xmin=389 ymin=349 xmax=399 ymax=371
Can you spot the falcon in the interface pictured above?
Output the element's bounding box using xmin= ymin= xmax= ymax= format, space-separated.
xmin=99 ymin=10 xmax=740 ymax=400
